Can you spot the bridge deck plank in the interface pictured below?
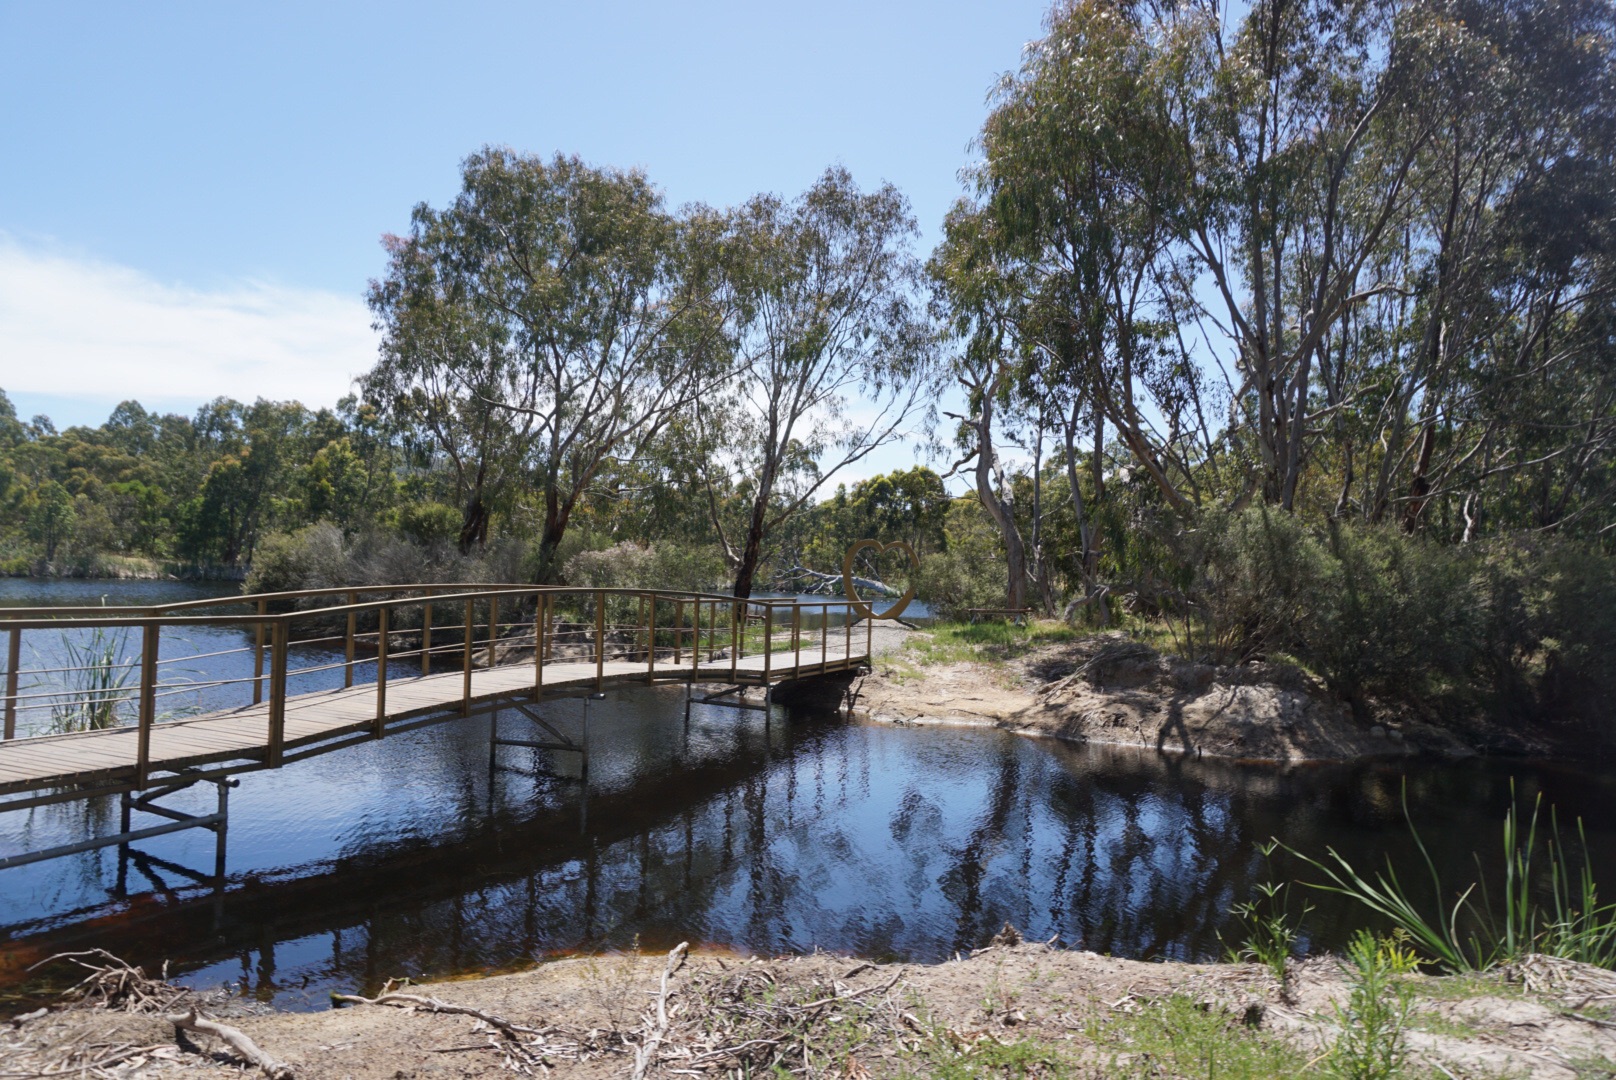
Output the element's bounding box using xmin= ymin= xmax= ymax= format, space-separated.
xmin=0 ymin=644 xmax=862 ymax=800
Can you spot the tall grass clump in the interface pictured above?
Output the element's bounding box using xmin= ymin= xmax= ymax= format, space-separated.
xmin=1286 ymin=787 xmax=1616 ymax=972
xmin=48 ymin=626 xmax=137 ymax=733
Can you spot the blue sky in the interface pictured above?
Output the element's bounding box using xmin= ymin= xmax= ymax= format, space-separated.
xmin=1 ymin=0 xmax=1049 ymax=484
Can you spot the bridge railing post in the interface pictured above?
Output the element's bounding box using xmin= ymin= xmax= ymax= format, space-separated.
xmin=691 ymin=600 xmax=700 ymax=681
xmin=268 ymin=618 xmax=288 ymax=767
xmin=344 ymin=590 xmax=357 ymax=689
xmin=252 ymin=599 xmax=266 ymax=705
xmin=373 ymin=604 xmax=389 ymax=737
xmin=793 ymin=604 xmax=801 ymax=674
xmin=647 ymin=594 xmax=657 ymax=682
xmin=730 ymin=601 xmax=739 ymax=682
xmin=462 ymin=598 xmax=474 ymax=715
xmin=820 ymin=603 xmax=828 ymax=674
xmin=673 ymin=599 xmax=683 ymax=664
xmin=534 ymin=590 xmax=545 ymax=701
xmin=594 ymin=590 xmax=605 ymax=691
xmin=489 ymin=595 xmax=500 ymax=670
xmin=134 ymin=622 xmax=158 ymax=787
xmin=3 ymin=626 xmax=18 ymax=741
xmin=421 ymin=601 xmax=433 ymax=678
xmin=845 ymin=603 xmax=852 ymax=667
xmin=763 ymin=604 xmax=772 ymax=683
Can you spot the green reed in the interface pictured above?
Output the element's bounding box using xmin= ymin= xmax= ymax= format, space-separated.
xmin=1285 ymin=784 xmax=1616 ymax=972
xmin=47 ymin=626 xmax=137 ymax=733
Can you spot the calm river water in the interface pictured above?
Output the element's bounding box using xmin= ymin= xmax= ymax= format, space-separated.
xmin=2 ymin=579 xmax=1612 ymax=1012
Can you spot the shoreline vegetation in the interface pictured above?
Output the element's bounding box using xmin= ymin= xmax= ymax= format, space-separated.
xmin=10 ymin=938 xmax=1616 ymax=1078
xmin=856 ymin=624 xmax=1575 ymax=764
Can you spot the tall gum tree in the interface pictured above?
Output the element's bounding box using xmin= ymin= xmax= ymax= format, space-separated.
xmin=366 ymin=149 xmax=726 ymax=579
xmin=698 ymin=167 xmax=935 ymax=599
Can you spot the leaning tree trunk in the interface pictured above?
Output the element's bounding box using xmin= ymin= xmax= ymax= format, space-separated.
xmin=972 ymin=381 xmax=1027 ymax=611
xmin=730 ymin=454 xmax=780 ymax=600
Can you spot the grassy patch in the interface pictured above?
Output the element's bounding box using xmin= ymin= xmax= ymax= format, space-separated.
xmin=1084 ymin=993 xmax=1311 ymax=1079
xmin=900 ymin=620 xmax=1082 ymax=669
xmin=1404 ymin=972 xmax=1525 ymax=1003
xmin=901 ymin=1031 xmax=1075 ymax=1078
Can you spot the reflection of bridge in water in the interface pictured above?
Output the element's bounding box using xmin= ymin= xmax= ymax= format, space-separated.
xmin=0 ymin=585 xmax=872 ymax=872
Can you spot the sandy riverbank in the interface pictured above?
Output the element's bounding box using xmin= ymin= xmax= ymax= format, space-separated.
xmin=851 ymin=626 xmax=1550 ymax=764
xmin=8 ymin=941 xmax=1614 ymax=1078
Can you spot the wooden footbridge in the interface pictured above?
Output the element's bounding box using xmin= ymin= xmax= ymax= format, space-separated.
xmin=0 ymin=585 xmax=874 ymax=870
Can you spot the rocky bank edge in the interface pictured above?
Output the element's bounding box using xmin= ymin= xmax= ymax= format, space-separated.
xmin=853 ymin=628 xmax=1555 ymax=763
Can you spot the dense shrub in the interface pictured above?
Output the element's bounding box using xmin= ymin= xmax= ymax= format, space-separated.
xmin=245 ymin=522 xmax=532 ymax=596
xmin=915 ymin=500 xmax=1005 ymax=619
xmin=393 ymin=501 xmax=462 ymax=548
xmin=561 ymin=540 xmax=727 ymax=593
xmin=245 ymin=522 xmax=349 ymax=595
xmin=1166 ymin=507 xmax=1334 ymax=666
xmin=1159 ymin=509 xmax=1616 ymax=725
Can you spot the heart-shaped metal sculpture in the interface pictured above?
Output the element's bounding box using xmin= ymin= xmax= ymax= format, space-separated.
xmin=842 ymin=539 xmax=919 ymax=621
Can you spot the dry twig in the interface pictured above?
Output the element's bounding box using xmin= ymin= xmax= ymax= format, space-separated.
xmin=332 ymin=984 xmax=590 ymax=1072
xmin=632 ymin=942 xmax=690 ymax=1080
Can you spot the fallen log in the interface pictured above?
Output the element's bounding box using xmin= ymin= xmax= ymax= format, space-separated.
xmin=772 ymin=565 xmax=900 ymax=597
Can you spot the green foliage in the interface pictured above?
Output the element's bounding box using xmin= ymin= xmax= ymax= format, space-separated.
xmin=0 ymin=390 xmax=403 ymax=573
xmin=902 ymin=1031 xmax=1072 ymax=1079
xmin=1084 ymin=993 xmax=1311 ymax=1079
xmin=244 ymin=522 xmax=350 ymax=595
xmin=1287 ymin=788 xmax=1616 ymax=973
xmin=1225 ymin=841 xmax=1314 ymax=988
xmin=916 ymin=499 xmax=1008 ymax=619
xmin=1165 ymin=508 xmax=1335 ymax=666
xmin=561 ymin=540 xmax=726 ymax=594
xmin=1328 ymin=931 xmax=1422 ymax=1080
xmin=1144 ymin=510 xmax=1616 ymax=724
xmin=393 ymin=501 xmax=463 ymax=548
xmin=25 ymin=480 xmax=75 ymax=565
xmin=801 ymin=467 xmax=952 ymax=569
xmin=47 ymin=627 xmax=136 ymax=733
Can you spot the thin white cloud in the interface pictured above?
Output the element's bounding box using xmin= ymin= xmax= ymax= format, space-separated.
xmin=0 ymin=238 xmax=373 ymax=409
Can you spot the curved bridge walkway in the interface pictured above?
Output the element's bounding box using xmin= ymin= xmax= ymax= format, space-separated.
xmin=0 ymin=585 xmax=873 ymax=868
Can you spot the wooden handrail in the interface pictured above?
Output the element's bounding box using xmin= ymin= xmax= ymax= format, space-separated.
xmin=0 ymin=583 xmax=891 ymax=767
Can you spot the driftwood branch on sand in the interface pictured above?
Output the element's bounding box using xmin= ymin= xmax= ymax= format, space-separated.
xmin=331 ymin=987 xmax=543 ymax=1041
xmin=24 ymin=950 xmax=295 ymax=1079
xmin=632 ymin=941 xmax=690 ymax=1080
xmin=169 ymin=1008 xmax=295 ymax=1080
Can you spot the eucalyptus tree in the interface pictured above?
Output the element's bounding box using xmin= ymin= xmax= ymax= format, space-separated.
xmin=697 ymin=167 xmax=935 ymax=599
xmin=932 ymin=1 xmax=1202 ymax=611
xmin=1348 ymin=0 xmax=1616 ymax=534
xmin=929 ymin=205 xmax=1034 ymax=610
xmin=366 ymin=149 xmax=726 ymax=577
xmin=365 ymin=237 xmax=531 ymax=552
xmin=975 ymin=0 xmax=1213 ymax=518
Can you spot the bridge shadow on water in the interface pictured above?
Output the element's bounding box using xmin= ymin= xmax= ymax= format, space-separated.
xmin=4 ymin=683 xmax=1615 ymax=1012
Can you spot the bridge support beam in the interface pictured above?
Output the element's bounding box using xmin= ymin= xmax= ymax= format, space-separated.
xmin=0 ymin=775 xmax=236 ymax=881
xmin=760 ymin=670 xmax=861 ymax=712
xmin=486 ymin=700 xmax=590 ymax=786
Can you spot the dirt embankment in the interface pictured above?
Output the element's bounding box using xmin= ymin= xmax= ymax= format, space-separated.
xmin=854 ymin=631 xmax=1494 ymax=764
xmin=8 ymin=943 xmax=1615 ymax=1078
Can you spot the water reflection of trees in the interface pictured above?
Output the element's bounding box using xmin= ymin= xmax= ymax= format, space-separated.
xmin=9 ymin=711 xmax=1615 ymax=1006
